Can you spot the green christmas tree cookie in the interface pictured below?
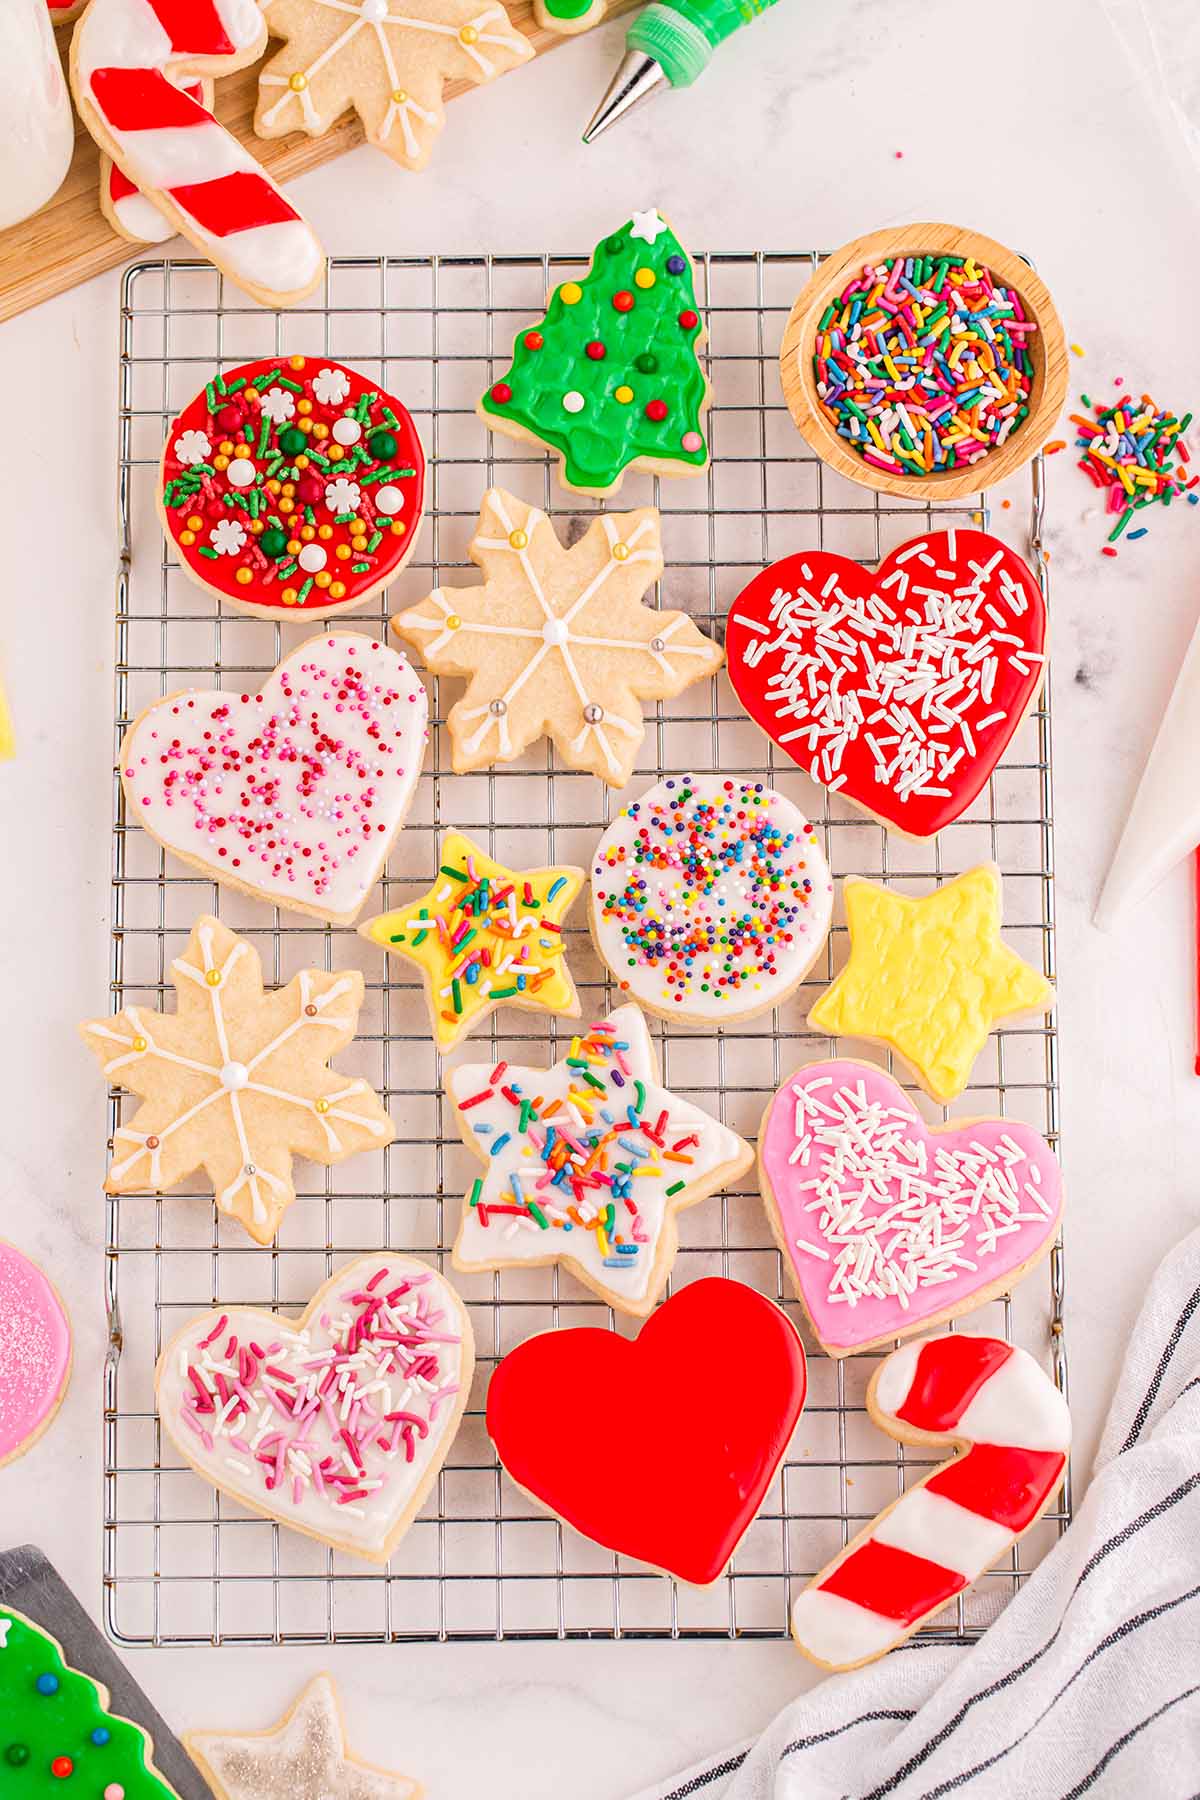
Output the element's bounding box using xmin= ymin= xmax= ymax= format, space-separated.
xmin=0 ymin=1607 xmax=181 ymax=1797
xmin=478 ymin=208 xmax=711 ymax=497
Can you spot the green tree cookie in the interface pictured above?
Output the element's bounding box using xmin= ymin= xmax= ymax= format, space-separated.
xmin=0 ymin=1607 xmax=180 ymax=1797
xmin=478 ymin=208 xmax=711 ymax=496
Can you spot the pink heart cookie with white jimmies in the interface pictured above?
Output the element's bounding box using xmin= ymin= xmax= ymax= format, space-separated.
xmin=120 ymin=632 xmax=428 ymax=925
xmin=156 ymin=1255 xmax=473 ymax=1563
xmin=757 ymin=1060 xmax=1063 ymax=1355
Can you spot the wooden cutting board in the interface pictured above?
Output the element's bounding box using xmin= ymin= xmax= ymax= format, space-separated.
xmin=2 ymin=3 xmax=636 ymax=324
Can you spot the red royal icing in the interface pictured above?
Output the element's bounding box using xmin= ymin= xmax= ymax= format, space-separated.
xmin=725 ymin=530 xmax=1046 ymax=838
xmin=485 ymin=1277 xmax=807 ymax=1585
xmin=927 ymin=1443 xmax=1067 ymax=1531
xmin=821 ymin=1535 xmax=966 ymax=1625
xmin=895 ymin=1336 xmax=1013 ymax=1434
xmin=160 ymin=355 xmax=425 ymax=618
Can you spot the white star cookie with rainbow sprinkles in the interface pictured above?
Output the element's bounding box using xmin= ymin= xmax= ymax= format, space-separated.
xmin=158 ymin=355 xmax=425 ymax=619
xmin=255 ymin=0 xmax=533 ymax=174
xmin=156 ymin=1256 xmax=472 ymax=1562
xmin=119 ymin=633 xmax=428 ymax=925
xmin=448 ymin=1005 xmax=754 ymax=1315
xmin=80 ymin=916 xmax=394 ymax=1245
xmin=589 ymin=775 xmax=834 ymax=1024
xmin=360 ymin=833 xmax=583 ymax=1051
xmin=391 ymin=488 xmax=722 ymax=787
xmin=186 ymin=1675 xmax=421 ymax=1800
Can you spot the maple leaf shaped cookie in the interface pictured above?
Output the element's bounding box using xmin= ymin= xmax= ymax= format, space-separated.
xmin=255 ymin=0 xmax=534 ymax=172
xmin=392 ymin=488 xmax=723 ymax=785
xmin=80 ymin=916 xmax=394 ymax=1245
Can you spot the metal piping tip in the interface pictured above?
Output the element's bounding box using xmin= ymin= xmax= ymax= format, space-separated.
xmin=582 ymin=50 xmax=668 ymax=143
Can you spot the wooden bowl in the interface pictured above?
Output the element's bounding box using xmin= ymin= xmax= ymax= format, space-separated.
xmin=779 ymin=222 xmax=1069 ymax=502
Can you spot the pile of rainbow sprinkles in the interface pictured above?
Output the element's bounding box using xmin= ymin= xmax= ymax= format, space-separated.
xmin=813 ymin=255 xmax=1037 ymax=477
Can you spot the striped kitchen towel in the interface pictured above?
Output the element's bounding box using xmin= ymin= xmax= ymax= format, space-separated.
xmin=635 ymin=1222 xmax=1200 ymax=1798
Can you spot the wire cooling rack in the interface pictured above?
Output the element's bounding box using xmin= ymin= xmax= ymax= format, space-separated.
xmin=104 ymin=249 xmax=1067 ymax=1646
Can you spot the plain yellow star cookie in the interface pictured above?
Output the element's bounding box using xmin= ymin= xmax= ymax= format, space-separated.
xmin=807 ymin=864 xmax=1054 ymax=1102
xmin=359 ymin=832 xmax=583 ymax=1051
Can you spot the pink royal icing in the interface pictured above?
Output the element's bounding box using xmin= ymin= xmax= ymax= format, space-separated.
xmin=0 ymin=1243 xmax=71 ymax=1462
xmin=759 ymin=1061 xmax=1063 ymax=1354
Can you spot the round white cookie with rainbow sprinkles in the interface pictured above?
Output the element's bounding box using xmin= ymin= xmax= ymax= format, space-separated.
xmin=589 ymin=774 xmax=833 ymax=1024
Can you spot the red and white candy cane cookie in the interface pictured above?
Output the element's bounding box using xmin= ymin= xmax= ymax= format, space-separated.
xmin=159 ymin=355 xmax=426 ymax=619
xmin=70 ymin=0 xmax=323 ymax=308
xmin=791 ymin=1332 xmax=1070 ymax=1670
xmin=725 ymin=530 xmax=1046 ymax=839
xmin=102 ymin=78 xmax=214 ymax=244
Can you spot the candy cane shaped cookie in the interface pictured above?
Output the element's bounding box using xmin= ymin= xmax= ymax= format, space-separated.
xmin=70 ymin=0 xmax=324 ymax=306
xmin=101 ymin=77 xmax=214 ymax=243
xmin=791 ymin=1333 xmax=1070 ymax=1671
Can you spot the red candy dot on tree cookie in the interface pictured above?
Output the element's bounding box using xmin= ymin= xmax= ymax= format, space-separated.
xmin=491 ymin=381 xmax=513 ymax=402
xmin=586 ymin=341 xmax=607 ymax=360
xmin=523 ymin=332 xmax=543 ymax=350
xmin=678 ymin=310 xmax=699 ymax=330
xmin=645 ymin=399 xmax=668 ymax=422
xmin=612 ymin=290 xmax=635 ymax=312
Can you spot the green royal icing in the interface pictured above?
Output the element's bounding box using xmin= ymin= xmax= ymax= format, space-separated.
xmin=480 ymin=212 xmax=709 ymax=493
xmin=0 ymin=1607 xmax=181 ymax=1797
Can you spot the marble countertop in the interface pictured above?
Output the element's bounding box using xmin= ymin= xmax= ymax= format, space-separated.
xmin=2 ymin=0 xmax=1200 ymax=1791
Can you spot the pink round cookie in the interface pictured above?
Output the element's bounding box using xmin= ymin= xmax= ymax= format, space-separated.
xmin=0 ymin=1242 xmax=71 ymax=1466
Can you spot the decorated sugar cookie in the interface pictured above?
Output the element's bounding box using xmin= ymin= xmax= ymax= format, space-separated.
xmin=156 ymin=1256 xmax=472 ymax=1563
xmin=790 ymin=1333 xmax=1070 ymax=1670
xmin=448 ymin=1005 xmax=754 ymax=1314
xmin=725 ymin=530 xmax=1047 ymax=839
xmin=808 ymin=865 xmax=1054 ymax=1104
xmin=535 ymin=0 xmax=605 ymax=31
xmin=0 ymin=1244 xmax=71 ymax=1468
xmin=391 ymin=488 xmax=721 ymax=786
xmin=255 ymin=0 xmax=533 ymax=173
xmin=359 ymin=833 xmax=583 ymax=1052
xmin=589 ymin=774 xmax=833 ymax=1023
xmin=70 ymin=0 xmax=323 ymax=308
xmin=158 ymin=356 xmax=425 ymax=618
xmin=186 ymin=1676 xmax=420 ymax=1800
xmin=486 ymin=1277 xmax=806 ymax=1584
xmin=479 ymin=209 xmax=711 ymax=497
xmin=119 ymin=633 xmax=427 ymax=924
xmin=102 ymin=76 xmax=214 ymax=245
xmin=758 ymin=1060 xmax=1063 ymax=1356
xmin=80 ymin=916 xmax=394 ymax=1244
xmin=0 ymin=1604 xmax=183 ymax=1797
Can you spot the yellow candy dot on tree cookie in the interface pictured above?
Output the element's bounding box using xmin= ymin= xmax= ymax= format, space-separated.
xmin=336 ymin=544 xmax=352 ymax=560
xmin=615 ymin=385 xmax=634 ymax=404
xmin=508 ymin=529 xmax=528 ymax=550
xmin=287 ymin=538 xmax=302 ymax=555
xmin=279 ymin=498 xmax=294 ymax=515
xmin=312 ymin=422 xmax=329 ymax=439
xmin=635 ymin=268 xmax=656 ymax=289
xmin=232 ymin=443 xmax=251 ymax=460
xmin=560 ymin=282 xmax=583 ymax=305
xmin=315 ymin=571 xmax=332 ymax=589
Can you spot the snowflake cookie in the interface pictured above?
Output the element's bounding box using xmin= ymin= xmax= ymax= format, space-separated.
xmin=159 ymin=355 xmax=426 ymax=619
xmin=80 ymin=916 xmax=395 ymax=1244
xmin=255 ymin=0 xmax=533 ymax=172
xmin=391 ymin=488 xmax=722 ymax=786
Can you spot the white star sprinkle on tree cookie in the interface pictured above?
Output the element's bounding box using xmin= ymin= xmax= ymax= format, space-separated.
xmin=449 ymin=1004 xmax=754 ymax=1314
xmin=391 ymin=488 xmax=723 ymax=786
xmin=185 ymin=1674 xmax=420 ymax=1800
xmin=80 ymin=916 xmax=394 ymax=1244
xmin=255 ymin=0 xmax=533 ymax=172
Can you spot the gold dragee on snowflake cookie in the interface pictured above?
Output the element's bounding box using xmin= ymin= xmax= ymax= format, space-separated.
xmin=391 ymin=488 xmax=723 ymax=786
xmin=80 ymin=916 xmax=394 ymax=1244
xmin=254 ymin=0 xmax=534 ymax=172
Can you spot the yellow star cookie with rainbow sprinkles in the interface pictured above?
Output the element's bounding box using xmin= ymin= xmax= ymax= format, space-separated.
xmin=807 ymin=864 xmax=1054 ymax=1103
xmin=80 ymin=916 xmax=394 ymax=1244
xmin=391 ymin=488 xmax=723 ymax=787
xmin=359 ymin=833 xmax=583 ymax=1051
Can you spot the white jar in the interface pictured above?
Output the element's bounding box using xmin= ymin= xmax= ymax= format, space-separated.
xmin=0 ymin=0 xmax=75 ymax=230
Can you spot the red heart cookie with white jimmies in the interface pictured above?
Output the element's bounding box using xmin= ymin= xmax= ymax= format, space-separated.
xmin=725 ymin=530 xmax=1045 ymax=839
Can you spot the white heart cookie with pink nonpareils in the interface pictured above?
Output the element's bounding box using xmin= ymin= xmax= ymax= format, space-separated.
xmin=156 ymin=1256 xmax=474 ymax=1563
xmin=120 ymin=633 xmax=428 ymax=924
xmin=758 ymin=1060 xmax=1063 ymax=1356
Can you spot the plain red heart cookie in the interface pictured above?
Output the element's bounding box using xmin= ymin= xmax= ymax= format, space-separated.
xmin=485 ymin=1277 xmax=807 ymax=1585
xmin=725 ymin=530 xmax=1046 ymax=838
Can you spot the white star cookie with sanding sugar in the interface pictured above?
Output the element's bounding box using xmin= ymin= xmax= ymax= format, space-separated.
xmin=185 ymin=1674 xmax=421 ymax=1800
xmin=79 ymin=916 xmax=394 ymax=1245
xmin=449 ymin=1004 xmax=754 ymax=1315
xmin=590 ymin=774 xmax=834 ymax=1024
xmin=118 ymin=633 xmax=428 ymax=925
xmin=391 ymin=488 xmax=723 ymax=786
xmin=255 ymin=0 xmax=533 ymax=172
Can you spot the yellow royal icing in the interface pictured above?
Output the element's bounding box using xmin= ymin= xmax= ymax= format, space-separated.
xmin=807 ymin=864 xmax=1053 ymax=1103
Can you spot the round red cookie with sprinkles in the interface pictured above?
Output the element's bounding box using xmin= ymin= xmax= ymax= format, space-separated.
xmin=588 ymin=773 xmax=834 ymax=1025
xmin=157 ymin=355 xmax=426 ymax=619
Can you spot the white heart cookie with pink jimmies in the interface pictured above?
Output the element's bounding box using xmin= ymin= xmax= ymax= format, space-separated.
xmin=156 ymin=1255 xmax=474 ymax=1562
xmin=120 ymin=632 xmax=428 ymax=924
